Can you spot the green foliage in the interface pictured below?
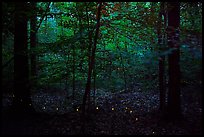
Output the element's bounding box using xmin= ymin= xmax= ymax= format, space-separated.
xmin=2 ymin=2 xmax=202 ymax=95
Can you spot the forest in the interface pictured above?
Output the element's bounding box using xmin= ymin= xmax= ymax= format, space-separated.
xmin=1 ymin=2 xmax=202 ymax=135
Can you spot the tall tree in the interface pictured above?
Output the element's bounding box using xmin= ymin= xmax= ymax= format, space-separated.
xmin=30 ymin=2 xmax=37 ymax=77
xmin=72 ymin=41 xmax=76 ymax=100
xmin=85 ymin=3 xmax=91 ymax=111
xmin=81 ymin=2 xmax=102 ymax=133
xmin=13 ymin=2 xmax=35 ymax=114
xmin=167 ymin=2 xmax=182 ymax=119
xmin=158 ymin=2 xmax=166 ymax=111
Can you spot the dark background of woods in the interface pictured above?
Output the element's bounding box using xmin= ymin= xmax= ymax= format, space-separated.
xmin=1 ymin=2 xmax=202 ymax=135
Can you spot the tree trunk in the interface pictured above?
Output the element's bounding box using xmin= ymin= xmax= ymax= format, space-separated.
xmin=13 ymin=2 xmax=35 ymax=114
xmin=72 ymin=44 xmax=76 ymax=100
xmin=85 ymin=3 xmax=93 ymax=112
xmin=81 ymin=2 xmax=102 ymax=133
xmin=116 ymin=45 xmax=127 ymax=92
xmin=158 ymin=2 xmax=166 ymax=111
xmin=93 ymin=67 xmax=96 ymax=107
xmin=167 ymin=2 xmax=182 ymax=119
xmin=30 ymin=2 xmax=37 ymax=77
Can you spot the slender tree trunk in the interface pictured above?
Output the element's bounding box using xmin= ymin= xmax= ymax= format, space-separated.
xmin=81 ymin=2 xmax=102 ymax=133
xmin=85 ymin=3 xmax=93 ymax=112
xmin=158 ymin=2 xmax=166 ymax=111
xmin=76 ymin=3 xmax=85 ymax=93
xmin=116 ymin=45 xmax=127 ymax=91
xmin=13 ymin=2 xmax=35 ymax=114
xmin=93 ymin=63 xmax=96 ymax=107
xmin=30 ymin=2 xmax=37 ymax=77
xmin=35 ymin=2 xmax=51 ymax=33
xmin=65 ymin=50 xmax=70 ymax=95
xmin=108 ymin=57 xmax=112 ymax=82
xmin=87 ymin=32 xmax=92 ymax=113
xmin=167 ymin=2 xmax=182 ymax=119
xmin=121 ymin=58 xmax=127 ymax=91
xmin=72 ymin=44 xmax=76 ymax=100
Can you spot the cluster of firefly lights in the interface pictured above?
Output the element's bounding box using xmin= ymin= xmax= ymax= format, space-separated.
xmin=31 ymin=103 xmax=139 ymax=122
xmin=75 ymin=106 xmax=136 ymax=114
xmin=42 ymin=106 xmax=59 ymax=111
xmin=77 ymin=106 xmax=139 ymax=122
xmin=12 ymin=97 xmax=155 ymax=134
xmin=41 ymin=106 xmax=155 ymax=134
xmin=13 ymin=94 xmax=32 ymax=107
xmin=44 ymin=106 xmax=154 ymax=134
xmin=92 ymin=106 xmax=155 ymax=134
xmin=12 ymin=94 xmax=155 ymax=134
xmin=12 ymin=94 xmax=137 ymax=119
xmin=11 ymin=94 xmax=147 ymax=131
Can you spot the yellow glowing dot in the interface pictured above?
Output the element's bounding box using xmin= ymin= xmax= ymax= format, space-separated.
xmin=43 ymin=106 xmax=45 ymax=109
xmin=112 ymin=108 xmax=114 ymax=111
xmin=130 ymin=110 xmax=133 ymax=113
xmin=96 ymin=107 xmax=99 ymax=110
xmin=125 ymin=107 xmax=128 ymax=109
xmin=29 ymin=104 xmax=31 ymax=106
xmin=76 ymin=108 xmax=79 ymax=112
xmin=56 ymin=107 xmax=58 ymax=110
xmin=12 ymin=94 xmax=15 ymax=98
xmin=152 ymin=131 xmax=155 ymax=134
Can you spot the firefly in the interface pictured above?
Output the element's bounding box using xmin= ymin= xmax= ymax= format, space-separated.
xmin=130 ymin=110 xmax=133 ymax=113
xmin=96 ymin=107 xmax=99 ymax=110
xmin=112 ymin=108 xmax=114 ymax=111
xmin=12 ymin=94 xmax=15 ymax=98
xmin=76 ymin=108 xmax=79 ymax=112
xmin=43 ymin=106 xmax=45 ymax=109
xmin=135 ymin=118 xmax=138 ymax=121
xmin=125 ymin=107 xmax=128 ymax=109
xmin=29 ymin=104 xmax=31 ymax=106
xmin=56 ymin=107 xmax=58 ymax=110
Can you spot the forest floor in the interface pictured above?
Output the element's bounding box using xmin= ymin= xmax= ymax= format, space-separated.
xmin=1 ymin=84 xmax=202 ymax=135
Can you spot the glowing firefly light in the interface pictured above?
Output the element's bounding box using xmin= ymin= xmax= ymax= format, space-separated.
xmin=43 ymin=106 xmax=45 ymax=109
xmin=56 ymin=107 xmax=58 ymax=110
xmin=125 ymin=107 xmax=128 ymax=109
xmin=152 ymin=131 xmax=155 ymax=134
xmin=130 ymin=110 xmax=133 ymax=113
xmin=76 ymin=108 xmax=79 ymax=112
xmin=112 ymin=108 xmax=114 ymax=111
xmin=135 ymin=118 xmax=138 ymax=121
xmin=20 ymin=99 xmax=23 ymax=102
xmin=96 ymin=107 xmax=99 ymax=110
xmin=29 ymin=104 xmax=31 ymax=106
xmin=12 ymin=94 xmax=15 ymax=98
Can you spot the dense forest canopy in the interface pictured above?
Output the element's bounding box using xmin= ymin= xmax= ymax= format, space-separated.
xmin=2 ymin=2 xmax=202 ymax=89
xmin=1 ymin=2 xmax=202 ymax=135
